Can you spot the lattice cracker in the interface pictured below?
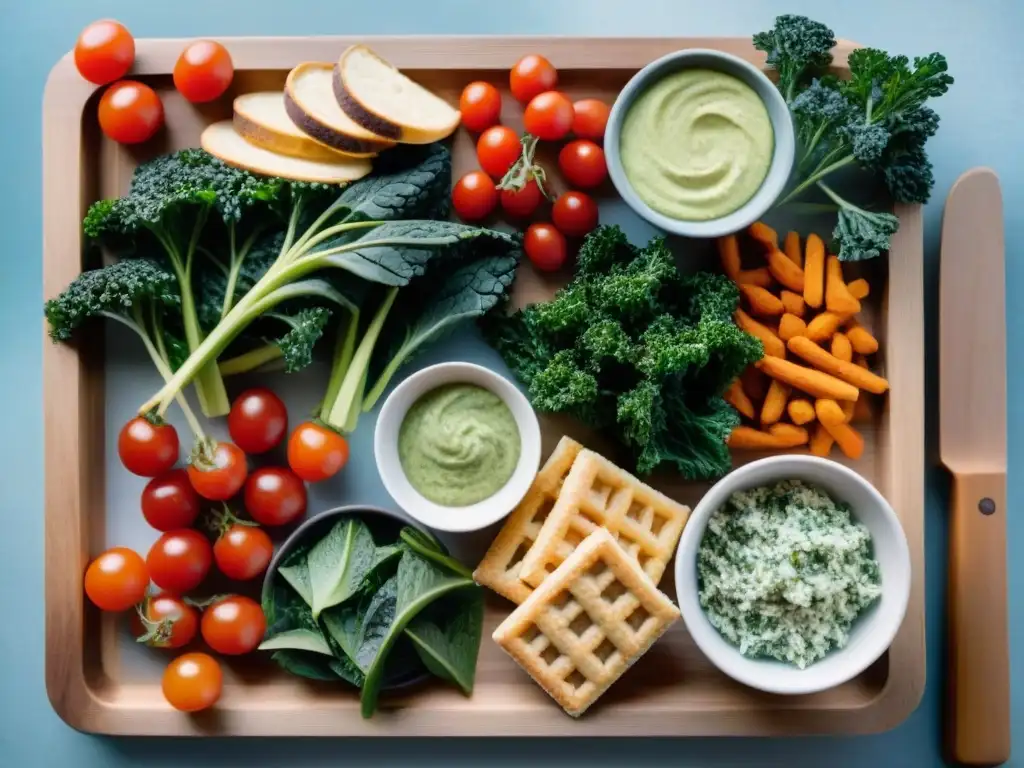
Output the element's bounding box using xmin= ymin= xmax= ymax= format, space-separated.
xmin=518 ymin=449 xmax=690 ymax=589
xmin=472 ymin=436 xmax=584 ymax=604
xmin=493 ymin=528 xmax=680 ymax=717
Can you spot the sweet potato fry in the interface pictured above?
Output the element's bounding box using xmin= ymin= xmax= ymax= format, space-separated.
xmin=815 ymin=399 xmax=847 ymax=428
xmin=728 ymin=425 xmax=807 ymax=450
xmin=767 ymin=249 xmax=805 ymax=292
xmin=778 ymin=313 xmax=807 ymax=342
xmin=784 ymin=231 xmax=802 ymax=267
xmin=787 ymin=336 xmax=889 ymax=394
xmin=761 ymin=379 xmax=791 ymax=425
xmin=724 ymin=379 xmax=755 ymax=420
xmin=749 ymin=221 xmax=779 ymax=251
xmin=821 ymin=420 xmax=865 ymax=460
xmin=739 ymin=284 xmax=784 ymax=316
xmin=756 ymin=356 xmax=859 ymax=401
xmin=803 ymin=233 xmax=826 ymax=308
xmin=735 ymin=309 xmax=785 ymax=358
xmin=809 ymin=423 xmax=835 ymax=456
xmin=737 ymin=267 xmax=774 ymax=288
xmin=787 ymin=398 xmax=816 ymax=426
xmin=741 ymin=367 xmax=769 ymax=402
xmin=831 ymin=332 xmax=853 ymax=363
xmin=825 ymin=255 xmax=861 ymax=315
xmin=780 ymin=290 xmax=805 ymax=317
xmin=805 ymin=312 xmax=844 ymax=342
xmin=717 ymin=235 xmax=741 ymax=280
xmin=846 ymin=324 xmax=880 ymax=355
xmin=847 ymin=278 xmax=870 ymax=300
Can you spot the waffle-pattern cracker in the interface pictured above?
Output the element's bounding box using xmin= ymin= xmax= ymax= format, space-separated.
xmin=518 ymin=448 xmax=690 ymax=589
xmin=493 ymin=528 xmax=680 ymax=717
xmin=472 ymin=436 xmax=584 ymax=603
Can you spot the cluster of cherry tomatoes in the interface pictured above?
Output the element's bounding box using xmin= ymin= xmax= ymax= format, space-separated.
xmin=85 ymin=388 xmax=351 ymax=712
xmin=453 ymin=54 xmax=611 ymax=272
xmin=73 ymin=19 xmax=235 ymax=145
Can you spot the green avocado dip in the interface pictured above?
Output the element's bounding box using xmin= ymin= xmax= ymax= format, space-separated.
xmin=620 ymin=68 xmax=774 ymax=221
xmin=398 ymin=383 xmax=520 ymax=507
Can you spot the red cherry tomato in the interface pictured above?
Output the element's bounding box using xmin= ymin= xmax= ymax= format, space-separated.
xmin=141 ymin=469 xmax=201 ymax=531
xmin=524 ymin=91 xmax=574 ymax=141
xmin=244 ymin=466 xmax=308 ymax=526
xmin=510 ymin=54 xmax=558 ymax=104
xmin=133 ymin=593 xmax=199 ymax=649
xmin=118 ymin=416 xmax=179 ymax=477
xmin=147 ymin=529 xmax=213 ymax=594
xmin=187 ymin=441 xmax=248 ymax=501
xmin=214 ymin=523 xmax=273 ymax=581
xmin=476 ymin=126 xmax=522 ymax=179
xmin=572 ymin=98 xmax=611 ymax=140
xmin=227 ymin=388 xmax=288 ymax=454
xmin=553 ymin=191 xmax=600 ymax=238
xmin=74 ymin=19 xmax=135 ymax=85
xmin=287 ymin=422 xmax=350 ymax=483
xmin=524 ymin=223 xmax=568 ymax=272
xmin=500 ymin=179 xmax=544 ymax=219
xmin=558 ymin=140 xmax=608 ymax=189
xmin=200 ymin=595 xmax=266 ymax=656
xmin=452 ymin=171 xmax=498 ymax=221
xmin=173 ymin=40 xmax=234 ymax=104
xmin=98 ymin=81 xmax=164 ymax=145
xmin=162 ymin=652 xmax=222 ymax=712
xmin=459 ymin=81 xmax=502 ymax=132
xmin=84 ymin=547 xmax=149 ymax=612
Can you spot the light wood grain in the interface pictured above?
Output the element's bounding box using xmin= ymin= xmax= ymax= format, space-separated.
xmin=940 ymin=169 xmax=1010 ymax=765
xmin=43 ymin=35 xmax=924 ymax=737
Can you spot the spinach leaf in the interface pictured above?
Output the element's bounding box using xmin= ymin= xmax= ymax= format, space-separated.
xmin=398 ymin=527 xmax=472 ymax=579
xmin=278 ymin=560 xmax=313 ymax=608
xmin=307 ymin=518 xmax=378 ymax=618
xmin=363 ymin=252 xmax=521 ymax=408
xmin=406 ymin=589 xmax=485 ymax=696
xmin=359 ymin=552 xmax=476 ymax=718
xmin=260 ymin=628 xmax=333 ymax=656
xmin=328 ymin=656 xmax=365 ymax=687
xmin=260 ymin=574 xmax=335 ymax=658
xmin=270 ymin=650 xmax=339 ymax=682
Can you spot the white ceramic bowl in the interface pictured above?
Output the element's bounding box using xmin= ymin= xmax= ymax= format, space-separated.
xmin=674 ymin=455 xmax=911 ymax=695
xmin=604 ymin=48 xmax=795 ymax=238
xmin=374 ymin=362 xmax=541 ymax=533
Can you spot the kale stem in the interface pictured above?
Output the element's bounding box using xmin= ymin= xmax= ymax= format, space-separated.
xmin=289 ymin=220 xmax=382 ymax=260
xmin=362 ymin=330 xmax=412 ymax=412
xmin=218 ymin=344 xmax=285 ymax=376
xmin=320 ymin=311 xmax=360 ymax=420
xmin=220 ymin=225 xmax=240 ymax=321
xmin=816 ymin=181 xmax=875 ymax=218
xmin=279 ymin=197 xmax=304 ymax=256
xmin=776 ymin=155 xmax=857 ymax=206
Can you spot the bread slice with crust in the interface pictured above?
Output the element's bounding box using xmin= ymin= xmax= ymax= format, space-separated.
xmin=333 ymin=45 xmax=461 ymax=144
xmin=233 ymin=91 xmax=377 ymax=162
xmin=285 ymin=63 xmax=396 ymax=156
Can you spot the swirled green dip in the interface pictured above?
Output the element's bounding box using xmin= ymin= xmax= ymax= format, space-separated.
xmin=398 ymin=383 xmax=520 ymax=507
xmin=620 ymin=68 xmax=774 ymax=221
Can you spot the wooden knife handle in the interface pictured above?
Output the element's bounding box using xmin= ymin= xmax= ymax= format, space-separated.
xmin=947 ymin=471 xmax=1010 ymax=765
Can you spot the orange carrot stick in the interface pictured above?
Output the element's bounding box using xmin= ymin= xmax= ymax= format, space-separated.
xmin=728 ymin=425 xmax=808 ymax=450
xmin=717 ymin=235 xmax=741 ymax=280
xmin=780 ymin=290 xmax=805 ymax=317
xmin=767 ymin=249 xmax=805 ymax=292
xmin=809 ymin=423 xmax=835 ymax=457
xmin=831 ymin=332 xmax=853 ymax=363
xmin=787 ymin=336 xmax=889 ymax=394
xmin=735 ymin=309 xmax=785 ymax=358
xmin=846 ymin=324 xmax=880 ymax=355
xmin=736 ymin=267 xmax=774 ymax=288
xmin=761 ymin=379 xmax=791 ymax=426
xmin=787 ymin=398 xmax=816 ymax=426
xmin=724 ymin=379 xmax=755 ymax=420
xmin=749 ymin=221 xmax=779 ymax=251
xmin=825 ymin=255 xmax=861 ymax=315
xmin=804 ymin=233 xmax=825 ymax=308
xmin=768 ymin=423 xmax=810 ymax=447
xmin=756 ymin=356 xmax=859 ymax=401
xmin=784 ymin=231 xmax=802 ymax=268
xmin=847 ymin=278 xmax=870 ymax=300
xmin=778 ymin=313 xmax=807 ymax=342
xmin=739 ymin=284 xmax=784 ymax=316
xmin=822 ymin=420 xmax=865 ymax=460
xmin=815 ymin=399 xmax=847 ymax=428
xmin=805 ymin=312 xmax=844 ymax=342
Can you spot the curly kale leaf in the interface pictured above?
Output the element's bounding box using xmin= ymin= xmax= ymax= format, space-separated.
xmin=753 ymin=14 xmax=836 ymax=102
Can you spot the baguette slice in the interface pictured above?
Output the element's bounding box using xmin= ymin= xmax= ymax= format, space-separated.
xmin=333 ymin=45 xmax=461 ymax=144
xmin=285 ymin=63 xmax=396 ymax=155
xmin=234 ymin=92 xmax=376 ymax=162
xmin=201 ymin=121 xmax=373 ymax=184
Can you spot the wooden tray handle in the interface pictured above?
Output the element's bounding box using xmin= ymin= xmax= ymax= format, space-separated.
xmin=947 ymin=471 xmax=1010 ymax=765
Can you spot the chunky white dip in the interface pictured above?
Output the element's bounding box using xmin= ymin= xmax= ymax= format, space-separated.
xmin=697 ymin=480 xmax=882 ymax=668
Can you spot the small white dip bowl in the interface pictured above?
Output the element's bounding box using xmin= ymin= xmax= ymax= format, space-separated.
xmin=374 ymin=362 xmax=541 ymax=534
xmin=674 ymin=455 xmax=911 ymax=695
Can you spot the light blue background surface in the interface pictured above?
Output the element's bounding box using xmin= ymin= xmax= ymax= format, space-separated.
xmin=2 ymin=0 xmax=1021 ymax=765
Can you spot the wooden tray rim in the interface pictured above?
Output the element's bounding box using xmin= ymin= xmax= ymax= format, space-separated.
xmin=42 ymin=34 xmax=925 ymax=737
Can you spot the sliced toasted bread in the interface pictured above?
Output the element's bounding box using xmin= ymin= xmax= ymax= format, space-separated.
xmin=201 ymin=121 xmax=373 ymax=184
xmin=333 ymin=45 xmax=461 ymax=144
xmin=233 ymin=92 xmax=377 ymax=162
xmin=285 ymin=63 xmax=396 ymax=156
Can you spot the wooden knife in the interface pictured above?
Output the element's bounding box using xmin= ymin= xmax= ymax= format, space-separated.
xmin=940 ymin=167 xmax=1010 ymax=766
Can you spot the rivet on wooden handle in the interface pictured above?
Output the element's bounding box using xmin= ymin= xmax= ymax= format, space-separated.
xmin=947 ymin=471 xmax=1010 ymax=765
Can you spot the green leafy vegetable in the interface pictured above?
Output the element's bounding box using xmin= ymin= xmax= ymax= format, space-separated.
xmin=405 ymin=589 xmax=485 ymax=695
xmin=483 ymin=225 xmax=762 ymax=480
xmin=755 ymin=15 xmax=952 ymax=260
xmin=270 ymin=650 xmax=340 ymax=682
xmin=307 ymin=519 xmax=379 ymax=619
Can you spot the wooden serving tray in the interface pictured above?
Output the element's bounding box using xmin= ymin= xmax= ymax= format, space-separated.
xmin=43 ymin=35 xmax=925 ymax=736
